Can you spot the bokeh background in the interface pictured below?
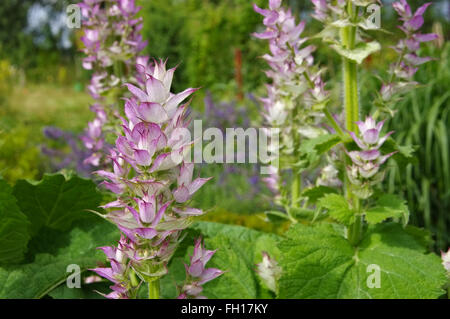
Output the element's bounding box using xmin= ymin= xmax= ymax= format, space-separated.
xmin=0 ymin=0 xmax=449 ymax=250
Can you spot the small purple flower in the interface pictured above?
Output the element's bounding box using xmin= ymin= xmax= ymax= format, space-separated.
xmin=177 ymin=238 xmax=224 ymax=299
xmin=91 ymin=235 xmax=137 ymax=299
xmin=255 ymin=252 xmax=281 ymax=293
xmin=349 ymin=117 xmax=393 ymax=151
xmin=311 ymin=0 xmax=329 ymax=22
xmin=346 ymin=117 xmax=397 ymax=198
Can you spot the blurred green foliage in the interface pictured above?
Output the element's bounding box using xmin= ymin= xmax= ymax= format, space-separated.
xmin=140 ymin=0 xmax=268 ymax=98
xmin=0 ymin=126 xmax=43 ymax=183
xmin=0 ymin=0 xmax=88 ymax=85
xmin=383 ymin=44 xmax=450 ymax=251
xmin=0 ymin=84 xmax=92 ymax=184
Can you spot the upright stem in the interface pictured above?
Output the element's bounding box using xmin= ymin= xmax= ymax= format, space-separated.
xmin=291 ymin=173 xmax=301 ymax=208
xmin=148 ymin=279 xmax=160 ymax=299
xmin=342 ymin=1 xmax=362 ymax=245
xmin=341 ymin=2 xmax=359 ymax=133
xmin=348 ymin=201 xmax=363 ymax=246
xmin=343 ymin=59 xmax=359 ymax=132
xmin=291 ymin=94 xmax=302 ymax=210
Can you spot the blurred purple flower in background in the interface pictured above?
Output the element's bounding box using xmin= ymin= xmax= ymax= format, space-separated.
xmin=41 ymin=127 xmax=94 ymax=177
xmin=377 ymin=0 xmax=438 ymax=115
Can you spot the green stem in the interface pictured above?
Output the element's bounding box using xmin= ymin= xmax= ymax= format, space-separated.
xmin=291 ymin=173 xmax=301 ymax=209
xmin=129 ymin=269 xmax=139 ymax=287
xmin=341 ymin=1 xmax=362 ymax=244
xmin=343 ymin=59 xmax=359 ymax=132
xmin=148 ymin=279 xmax=160 ymax=299
xmin=341 ymin=2 xmax=359 ymax=133
xmin=348 ymin=204 xmax=363 ymax=246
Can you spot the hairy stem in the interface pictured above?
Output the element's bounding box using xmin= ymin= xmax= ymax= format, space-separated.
xmin=348 ymin=204 xmax=363 ymax=246
xmin=343 ymin=59 xmax=359 ymax=132
xmin=341 ymin=1 xmax=362 ymax=244
xmin=341 ymin=1 xmax=359 ymax=132
xmin=291 ymin=172 xmax=301 ymax=208
xmin=148 ymin=279 xmax=160 ymax=299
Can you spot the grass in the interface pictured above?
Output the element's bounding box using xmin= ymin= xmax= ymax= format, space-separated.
xmin=0 ymin=84 xmax=92 ymax=183
xmin=3 ymin=84 xmax=92 ymax=132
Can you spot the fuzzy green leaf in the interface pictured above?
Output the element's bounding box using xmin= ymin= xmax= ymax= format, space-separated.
xmin=331 ymin=41 xmax=381 ymax=64
xmin=278 ymin=223 xmax=446 ymax=299
xmin=0 ymin=179 xmax=30 ymax=264
xmin=319 ymin=194 xmax=355 ymax=225
xmin=297 ymin=134 xmax=342 ymax=170
xmin=380 ymin=139 xmax=417 ymax=166
xmin=302 ymin=186 xmax=338 ymax=204
xmin=365 ymin=194 xmax=410 ymax=226
xmin=12 ymin=174 xmax=103 ymax=235
xmin=0 ymin=219 xmax=118 ymax=298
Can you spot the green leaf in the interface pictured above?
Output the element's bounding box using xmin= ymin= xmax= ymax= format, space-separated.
xmin=380 ymin=138 xmax=417 ymax=166
xmin=288 ymin=207 xmax=316 ymax=220
xmin=265 ymin=210 xmax=291 ymax=221
xmin=278 ymin=223 xmax=446 ymax=299
xmin=12 ymin=174 xmax=103 ymax=235
xmin=318 ymin=194 xmax=355 ymax=225
xmin=201 ymin=235 xmax=260 ymax=298
xmin=365 ymin=194 xmax=409 ymax=226
xmin=297 ymin=134 xmax=342 ymax=170
xmin=48 ymin=282 xmax=110 ymax=299
xmin=0 ymin=218 xmax=119 ymax=298
xmin=0 ymin=179 xmax=30 ymax=264
xmin=160 ymin=255 xmax=187 ymax=299
xmin=331 ymin=41 xmax=381 ymax=64
xmin=302 ymin=185 xmax=338 ymax=204
xmin=313 ymin=25 xmax=340 ymax=43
